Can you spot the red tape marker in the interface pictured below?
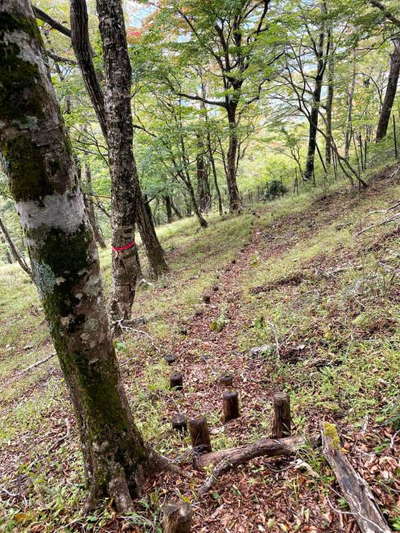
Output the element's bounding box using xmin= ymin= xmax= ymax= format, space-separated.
xmin=112 ymin=241 xmax=135 ymax=252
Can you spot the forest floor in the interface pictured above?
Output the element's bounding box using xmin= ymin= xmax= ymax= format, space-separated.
xmin=1 ymin=165 xmax=400 ymax=532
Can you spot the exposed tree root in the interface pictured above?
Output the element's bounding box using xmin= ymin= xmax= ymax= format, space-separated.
xmin=196 ymin=436 xmax=306 ymax=495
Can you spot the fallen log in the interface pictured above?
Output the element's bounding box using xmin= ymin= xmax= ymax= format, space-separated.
xmin=322 ymin=423 xmax=391 ymax=533
xmin=197 ymin=435 xmax=306 ymax=495
xmin=196 ymin=435 xmax=305 ymax=469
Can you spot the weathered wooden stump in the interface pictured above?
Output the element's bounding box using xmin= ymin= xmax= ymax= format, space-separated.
xmin=172 ymin=414 xmax=187 ymax=433
xmin=163 ymin=502 xmax=192 ymax=533
xmin=223 ymin=391 xmax=240 ymax=422
xmin=218 ymin=374 xmax=233 ymax=387
xmin=164 ymin=353 xmax=176 ymax=365
xmin=170 ymin=372 xmax=183 ymax=390
xmin=188 ymin=416 xmax=212 ymax=453
xmin=271 ymin=392 xmax=291 ymax=438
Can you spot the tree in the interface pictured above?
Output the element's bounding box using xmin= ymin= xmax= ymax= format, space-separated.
xmin=66 ymin=0 xmax=168 ymax=282
xmin=0 ymin=0 xmax=170 ymax=511
xmin=368 ymin=1 xmax=400 ymax=141
xmin=154 ymin=0 xmax=283 ymax=212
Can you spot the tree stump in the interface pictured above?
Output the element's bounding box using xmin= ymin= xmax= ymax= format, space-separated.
xmin=163 ymin=502 xmax=192 ymax=533
xmin=172 ymin=415 xmax=187 ymax=434
xmin=271 ymin=392 xmax=291 ymax=438
xmin=165 ymin=353 xmax=176 ymax=365
xmin=218 ymin=374 xmax=233 ymax=387
xmin=170 ymin=372 xmax=183 ymax=390
xmin=223 ymin=391 xmax=240 ymax=422
xmin=188 ymin=417 xmax=212 ymax=453
xmin=202 ymin=294 xmax=211 ymax=304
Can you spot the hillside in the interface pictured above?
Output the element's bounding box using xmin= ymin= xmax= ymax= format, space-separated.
xmin=1 ymin=167 xmax=400 ymax=532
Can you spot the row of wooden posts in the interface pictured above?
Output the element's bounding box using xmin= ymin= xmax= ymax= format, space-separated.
xmin=167 ymin=365 xmax=292 ymax=458
xmin=163 ymin=362 xmax=292 ymax=532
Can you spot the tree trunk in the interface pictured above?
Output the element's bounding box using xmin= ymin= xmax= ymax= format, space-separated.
xmin=70 ymin=0 xmax=108 ymax=140
xmin=85 ymin=163 xmax=106 ymax=249
xmin=376 ymin=38 xmax=400 ymax=142
xmin=209 ymin=144 xmax=223 ymax=216
xmin=344 ymin=52 xmax=356 ymax=159
xmin=171 ymin=199 xmax=182 ymax=219
xmin=164 ymin=195 xmax=173 ymax=223
xmin=325 ymin=30 xmax=334 ymax=168
xmin=304 ymin=29 xmax=326 ymax=181
xmin=196 ymin=135 xmax=211 ymax=212
xmin=95 ymin=0 xmax=140 ymax=322
xmin=186 ymin=175 xmax=208 ymax=228
xmin=70 ymin=0 xmax=167 ymax=288
xmin=0 ymin=0 xmax=153 ymax=510
xmin=136 ymin=195 xmax=168 ymax=278
xmin=226 ymin=105 xmax=241 ymax=212
xmin=0 ymin=216 xmax=32 ymax=278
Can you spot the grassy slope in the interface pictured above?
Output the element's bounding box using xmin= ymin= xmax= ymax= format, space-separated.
xmin=0 ymin=167 xmax=399 ymax=532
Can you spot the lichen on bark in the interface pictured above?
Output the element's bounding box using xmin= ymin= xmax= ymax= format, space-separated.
xmin=0 ymin=0 xmax=159 ymax=511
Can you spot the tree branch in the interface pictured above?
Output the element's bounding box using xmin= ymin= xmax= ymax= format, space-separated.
xmin=33 ymin=6 xmax=71 ymax=38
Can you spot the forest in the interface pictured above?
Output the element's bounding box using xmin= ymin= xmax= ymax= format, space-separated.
xmin=0 ymin=0 xmax=400 ymax=531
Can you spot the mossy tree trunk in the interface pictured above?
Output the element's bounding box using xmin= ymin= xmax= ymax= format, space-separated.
xmin=70 ymin=0 xmax=167 ymax=286
xmin=94 ymin=0 xmax=139 ymax=321
xmin=0 ymin=0 xmax=156 ymax=511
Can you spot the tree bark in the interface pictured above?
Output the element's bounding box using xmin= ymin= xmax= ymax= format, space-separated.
xmin=0 ymin=0 xmax=153 ymax=510
xmin=136 ymin=196 xmax=168 ymax=278
xmin=226 ymin=105 xmax=241 ymax=212
xmin=376 ymin=38 xmax=400 ymax=142
xmin=196 ymin=135 xmax=211 ymax=212
xmin=344 ymin=52 xmax=356 ymax=159
xmin=70 ymin=0 xmax=107 ymax=139
xmin=95 ymin=0 xmax=140 ymax=322
xmin=85 ymin=163 xmax=106 ymax=249
xmin=304 ymin=29 xmax=326 ymax=181
xmin=70 ymin=0 xmax=167 ymax=285
xmin=164 ymin=195 xmax=173 ymax=223
xmin=0 ymin=216 xmax=32 ymax=278
xmin=322 ymin=424 xmax=391 ymax=533
xmin=187 ymin=177 xmax=208 ymax=228
xmin=325 ymin=30 xmax=334 ymax=167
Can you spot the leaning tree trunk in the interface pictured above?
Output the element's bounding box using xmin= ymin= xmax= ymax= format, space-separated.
xmin=136 ymin=193 xmax=168 ymax=278
xmin=0 ymin=0 xmax=153 ymax=510
xmin=184 ymin=173 xmax=208 ymax=228
xmin=85 ymin=163 xmax=106 ymax=249
xmin=70 ymin=0 xmax=167 ymax=285
xmin=376 ymin=38 xmax=400 ymax=142
xmin=0 ymin=216 xmax=32 ymax=278
xmin=304 ymin=30 xmax=326 ymax=181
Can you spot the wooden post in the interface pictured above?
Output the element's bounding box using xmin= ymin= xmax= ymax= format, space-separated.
xmin=172 ymin=414 xmax=187 ymax=433
xmin=170 ymin=372 xmax=183 ymax=390
xmin=163 ymin=502 xmax=192 ymax=533
xmin=223 ymin=391 xmax=240 ymax=422
xmin=271 ymin=392 xmax=291 ymax=438
xmin=188 ymin=417 xmax=212 ymax=453
xmin=219 ymin=374 xmax=233 ymax=387
xmin=164 ymin=353 xmax=176 ymax=365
